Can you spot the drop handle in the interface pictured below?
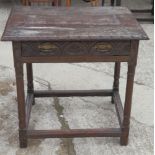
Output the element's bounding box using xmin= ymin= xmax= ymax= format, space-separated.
xmin=38 ymin=43 xmax=58 ymax=52
xmin=94 ymin=43 xmax=112 ymax=51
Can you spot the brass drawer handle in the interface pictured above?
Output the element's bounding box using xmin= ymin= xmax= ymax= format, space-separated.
xmin=94 ymin=43 xmax=112 ymax=51
xmin=38 ymin=42 xmax=58 ymax=52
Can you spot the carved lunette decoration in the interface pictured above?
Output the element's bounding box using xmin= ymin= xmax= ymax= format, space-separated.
xmin=22 ymin=41 xmax=130 ymax=57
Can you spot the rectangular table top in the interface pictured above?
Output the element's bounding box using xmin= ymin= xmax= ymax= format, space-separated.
xmin=1 ymin=6 xmax=148 ymax=41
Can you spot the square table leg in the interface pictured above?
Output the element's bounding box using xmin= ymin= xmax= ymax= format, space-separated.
xmin=15 ymin=62 xmax=27 ymax=148
xmin=120 ymin=41 xmax=139 ymax=145
xmin=13 ymin=42 xmax=28 ymax=148
xmin=26 ymin=63 xmax=35 ymax=105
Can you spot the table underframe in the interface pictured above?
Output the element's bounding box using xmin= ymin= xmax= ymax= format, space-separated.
xmin=13 ymin=40 xmax=139 ymax=148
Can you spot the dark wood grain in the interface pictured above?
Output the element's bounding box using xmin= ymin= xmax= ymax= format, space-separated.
xmin=13 ymin=42 xmax=27 ymax=148
xmin=20 ymin=55 xmax=129 ymax=63
xmin=1 ymin=7 xmax=148 ymax=41
xmin=21 ymin=41 xmax=130 ymax=57
xmin=120 ymin=40 xmax=139 ymax=146
xmin=27 ymin=128 xmax=121 ymax=138
xmin=3 ymin=7 xmax=147 ymax=148
xmin=34 ymin=89 xmax=113 ymax=97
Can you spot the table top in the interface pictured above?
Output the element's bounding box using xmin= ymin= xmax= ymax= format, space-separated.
xmin=1 ymin=6 xmax=148 ymax=41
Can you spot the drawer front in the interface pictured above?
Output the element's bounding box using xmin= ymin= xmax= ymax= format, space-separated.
xmin=21 ymin=41 xmax=130 ymax=57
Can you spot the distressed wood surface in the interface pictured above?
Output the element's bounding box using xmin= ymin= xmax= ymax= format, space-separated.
xmin=1 ymin=6 xmax=148 ymax=41
xmin=21 ymin=41 xmax=130 ymax=56
xmin=27 ymin=128 xmax=121 ymax=138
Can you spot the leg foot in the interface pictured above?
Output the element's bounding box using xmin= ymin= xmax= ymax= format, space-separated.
xmin=19 ymin=129 xmax=28 ymax=148
xmin=20 ymin=139 xmax=28 ymax=148
xmin=120 ymin=134 xmax=128 ymax=146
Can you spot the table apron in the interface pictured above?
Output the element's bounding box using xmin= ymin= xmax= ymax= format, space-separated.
xmin=17 ymin=41 xmax=131 ymax=63
xmin=20 ymin=55 xmax=129 ymax=63
xmin=21 ymin=41 xmax=131 ymax=57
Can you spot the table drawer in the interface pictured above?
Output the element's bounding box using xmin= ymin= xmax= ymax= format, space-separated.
xmin=21 ymin=41 xmax=130 ymax=57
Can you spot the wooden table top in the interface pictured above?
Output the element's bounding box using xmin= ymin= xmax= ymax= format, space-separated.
xmin=1 ymin=6 xmax=148 ymax=41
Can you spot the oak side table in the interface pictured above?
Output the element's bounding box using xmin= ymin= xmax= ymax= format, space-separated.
xmin=1 ymin=6 xmax=148 ymax=148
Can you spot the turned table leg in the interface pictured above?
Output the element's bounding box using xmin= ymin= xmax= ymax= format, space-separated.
xmin=26 ymin=63 xmax=35 ymax=105
xmin=120 ymin=41 xmax=139 ymax=145
xmin=112 ymin=62 xmax=121 ymax=103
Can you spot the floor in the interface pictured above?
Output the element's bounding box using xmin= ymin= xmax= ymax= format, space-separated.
xmin=0 ymin=1 xmax=154 ymax=155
